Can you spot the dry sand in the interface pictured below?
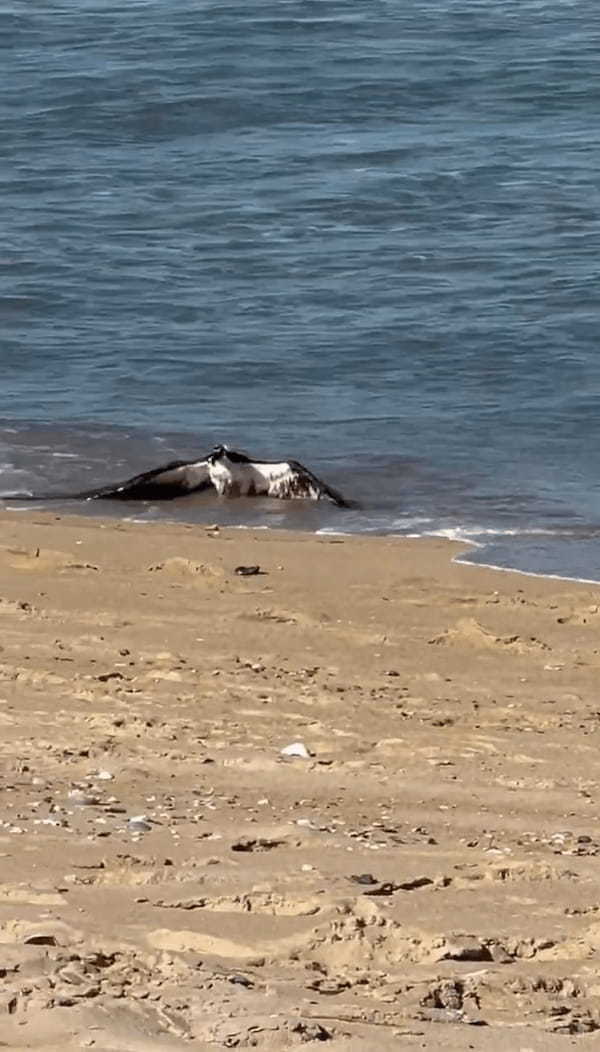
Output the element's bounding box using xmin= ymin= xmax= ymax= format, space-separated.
xmin=0 ymin=511 xmax=599 ymax=1049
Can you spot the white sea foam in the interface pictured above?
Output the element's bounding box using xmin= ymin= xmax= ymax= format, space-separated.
xmin=456 ymin=552 xmax=600 ymax=588
xmin=398 ymin=524 xmax=600 ymax=584
xmin=425 ymin=525 xmax=573 ymax=542
xmin=3 ymin=504 xmax=41 ymax=512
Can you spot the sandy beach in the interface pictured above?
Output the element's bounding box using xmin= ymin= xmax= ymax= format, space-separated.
xmin=0 ymin=511 xmax=600 ymax=1049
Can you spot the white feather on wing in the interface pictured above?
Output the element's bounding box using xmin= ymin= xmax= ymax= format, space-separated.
xmin=251 ymin=460 xmax=349 ymax=505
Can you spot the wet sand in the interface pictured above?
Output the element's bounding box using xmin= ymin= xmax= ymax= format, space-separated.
xmin=0 ymin=511 xmax=599 ymax=1050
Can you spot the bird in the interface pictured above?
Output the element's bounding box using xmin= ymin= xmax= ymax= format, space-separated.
xmin=2 ymin=446 xmax=353 ymax=507
xmin=206 ymin=445 xmax=352 ymax=507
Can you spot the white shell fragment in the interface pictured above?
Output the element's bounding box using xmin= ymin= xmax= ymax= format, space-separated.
xmin=280 ymin=742 xmax=312 ymax=759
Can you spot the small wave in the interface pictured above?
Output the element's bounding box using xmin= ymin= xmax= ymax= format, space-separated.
xmin=425 ymin=525 xmax=575 ymax=542
xmin=392 ymin=516 xmax=434 ymax=529
xmin=423 ymin=527 xmax=483 ymax=547
xmin=471 ymin=527 xmax=576 ymax=538
xmin=3 ymin=504 xmax=42 ymax=512
xmin=456 ymin=551 xmax=600 ymax=588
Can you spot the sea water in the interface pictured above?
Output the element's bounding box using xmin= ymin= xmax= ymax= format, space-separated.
xmin=2 ymin=0 xmax=600 ymax=579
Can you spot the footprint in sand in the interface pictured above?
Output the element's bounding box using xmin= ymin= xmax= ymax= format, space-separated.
xmin=148 ymin=928 xmax=263 ymax=960
xmin=0 ymin=885 xmax=65 ymax=906
xmin=147 ymin=557 xmax=224 ymax=585
xmin=239 ymin=608 xmax=300 ymax=625
xmin=0 ymin=546 xmax=99 ymax=573
xmin=556 ymin=605 xmax=600 ymax=625
xmin=153 ymin=891 xmax=322 ymax=917
xmin=0 ymin=919 xmax=82 ymax=947
xmin=429 ymin=617 xmax=551 ymax=653
xmin=0 ymin=596 xmax=37 ymax=617
xmin=239 ymin=607 xmax=394 ymax=647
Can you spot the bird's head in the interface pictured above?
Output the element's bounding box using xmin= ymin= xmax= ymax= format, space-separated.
xmin=208 ymin=444 xmax=228 ymax=465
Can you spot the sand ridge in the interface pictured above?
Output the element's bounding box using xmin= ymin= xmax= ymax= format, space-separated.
xmin=0 ymin=512 xmax=599 ymax=1048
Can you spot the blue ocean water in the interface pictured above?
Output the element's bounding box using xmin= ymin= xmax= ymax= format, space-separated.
xmin=1 ymin=0 xmax=600 ymax=579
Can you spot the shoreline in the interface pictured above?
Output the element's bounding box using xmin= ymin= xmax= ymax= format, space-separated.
xmin=456 ymin=548 xmax=600 ymax=588
xmin=5 ymin=501 xmax=600 ymax=589
xmin=1 ymin=511 xmax=600 ymax=1047
xmin=1 ymin=505 xmax=586 ymax=592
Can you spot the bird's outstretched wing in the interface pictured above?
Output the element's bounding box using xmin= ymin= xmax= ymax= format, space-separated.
xmin=3 ymin=459 xmax=212 ymax=502
xmin=254 ymin=459 xmax=353 ymax=507
xmin=83 ymin=458 xmax=212 ymax=500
